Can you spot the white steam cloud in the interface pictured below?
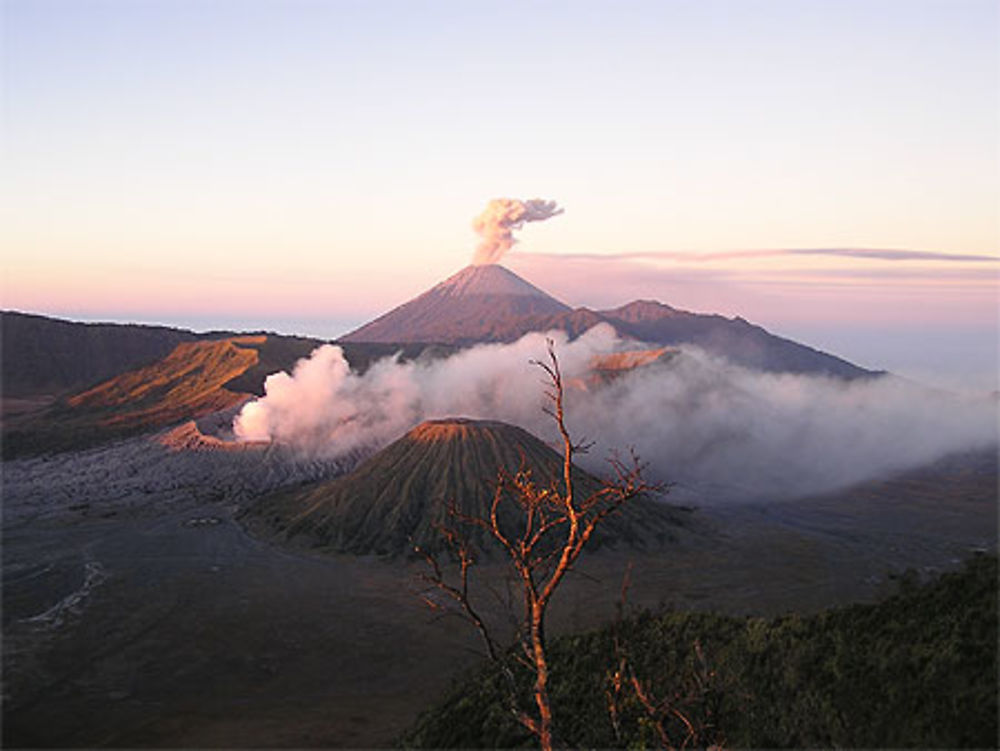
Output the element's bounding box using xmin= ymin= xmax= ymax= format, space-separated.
xmin=234 ymin=326 xmax=997 ymax=503
xmin=472 ymin=198 xmax=564 ymax=265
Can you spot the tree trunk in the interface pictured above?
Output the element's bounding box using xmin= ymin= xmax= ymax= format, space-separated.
xmin=530 ymin=602 xmax=553 ymax=751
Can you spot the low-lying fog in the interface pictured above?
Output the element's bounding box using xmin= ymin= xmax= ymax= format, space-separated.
xmin=233 ymin=325 xmax=998 ymax=503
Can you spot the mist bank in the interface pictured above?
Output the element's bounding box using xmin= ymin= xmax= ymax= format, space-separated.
xmin=762 ymin=322 xmax=999 ymax=394
xmin=234 ymin=326 xmax=997 ymax=503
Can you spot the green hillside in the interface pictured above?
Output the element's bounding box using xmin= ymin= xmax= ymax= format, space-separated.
xmin=403 ymin=553 xmax=998 ymax=749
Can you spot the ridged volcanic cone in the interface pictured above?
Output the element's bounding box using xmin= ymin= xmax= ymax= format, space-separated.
xmin=241 ymin=418 xmax=691 ymax=556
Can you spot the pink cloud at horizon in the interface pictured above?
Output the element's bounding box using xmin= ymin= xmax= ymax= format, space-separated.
xmin=505 ymin=250 xmax=998 ymax=329
xmin=1 ymin=263 xmax=417 ymax=323
xmin=4 ymin=245 xmax=996 ymax=340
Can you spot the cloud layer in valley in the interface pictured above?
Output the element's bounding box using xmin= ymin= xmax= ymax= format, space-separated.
xmin=234 ymin=326 xmax=997 ymax=503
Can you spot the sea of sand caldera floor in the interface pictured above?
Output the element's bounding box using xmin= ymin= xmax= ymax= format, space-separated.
xmin=2 ymin=429 xmax=996 ymax=748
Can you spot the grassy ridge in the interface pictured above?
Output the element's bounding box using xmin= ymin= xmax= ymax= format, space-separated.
xmin=403 ymin=553 xmax=998 ymax=748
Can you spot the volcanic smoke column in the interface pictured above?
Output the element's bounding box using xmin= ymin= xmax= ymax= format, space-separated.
xmin=471 ymin=198 xmax=563 ymax=265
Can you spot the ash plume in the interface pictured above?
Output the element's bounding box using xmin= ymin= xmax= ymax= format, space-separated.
xmin=233 ymin=326 xmax=997 ymax=503
xmin=472 ymin=198 xmax=563 ymax=265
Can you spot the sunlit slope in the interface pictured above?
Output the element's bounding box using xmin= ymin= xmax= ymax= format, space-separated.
xmin=4 ymin=337 xmax=267 ymax=457
xmin=68 ymin=336 xmax=262 ymax=416
xmin=242 ymin=417 xmax=692 ymax=556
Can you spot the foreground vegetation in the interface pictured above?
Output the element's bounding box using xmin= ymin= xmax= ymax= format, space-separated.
xmin=403 ymin=553 xmax=998 ymax=749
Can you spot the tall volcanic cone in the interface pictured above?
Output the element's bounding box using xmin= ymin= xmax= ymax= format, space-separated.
xmin=240 ymin=418 xmax=690 ymax=556
xmin=338 ymin=265 xmax=873 ymax=377
xmin=341 ymin=264 xmax=571 ymax=344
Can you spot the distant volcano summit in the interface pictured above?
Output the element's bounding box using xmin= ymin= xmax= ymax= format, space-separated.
xmin=342 ymin=264 xmax=570 ymax=344
xmin=431 ymin=263 xmax=567 ymax=301
xmin=342 ymin=264 xmax=876 ymax=378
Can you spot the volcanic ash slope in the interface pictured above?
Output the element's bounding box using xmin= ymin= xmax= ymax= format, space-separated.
xmin=240 ymin=418 xmax=692 ymax=557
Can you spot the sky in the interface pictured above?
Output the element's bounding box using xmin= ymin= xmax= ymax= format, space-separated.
xmin=2 ymin=0 xmax=997 ymax=390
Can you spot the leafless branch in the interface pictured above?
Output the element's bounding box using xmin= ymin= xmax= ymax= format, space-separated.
xmin=415 ymin=340 xmax=667 ymax=751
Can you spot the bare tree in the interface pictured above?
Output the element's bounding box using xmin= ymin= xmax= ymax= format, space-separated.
xmin=416 ymin=339 xmax=659 ymax=750
xmin=602 ymin=564 xmax=727 ymax=750
xmin=606 ymin=632 xmax=726 ymax=750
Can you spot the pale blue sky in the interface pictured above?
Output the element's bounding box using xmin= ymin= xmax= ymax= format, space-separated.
xmin=2 ymin=0 xmax=997 ymax=387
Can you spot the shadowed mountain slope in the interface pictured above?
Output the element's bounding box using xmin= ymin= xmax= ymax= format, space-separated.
xmin=0 ymin=310 xmax=440 ymax=402
xmin=1 ymin=311 xmax=199 ymax=398
xmin=241 ymin=418 xmax=692 ymax=557
xmin=599 ymin=300 xmax=872 ymax=378
xmin=507 ymin=303 xmax=874 ymax=378
xmin=214 ymin=334 xmax=325 ymax=396
xmin=339 ymin=267 xmax=875 ymax=378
